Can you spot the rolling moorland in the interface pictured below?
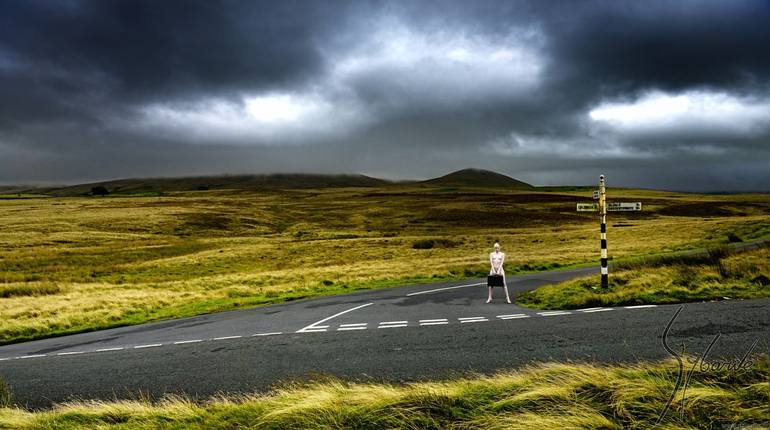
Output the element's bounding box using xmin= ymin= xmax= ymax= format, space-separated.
xmin=1 ymin=169 xmax=770 ymax=345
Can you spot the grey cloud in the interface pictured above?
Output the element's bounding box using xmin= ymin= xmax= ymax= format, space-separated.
xmin=1 ymin=0 xmax=769 ymax=191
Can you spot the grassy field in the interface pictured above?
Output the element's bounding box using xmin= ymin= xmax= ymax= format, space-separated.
xmin=517 ymin=243 xmax=770 ymax=310
xmin=1 ymin=185 xmax=770 ymax=344
xmin=1 ymin=356 xmax=768 ymax=429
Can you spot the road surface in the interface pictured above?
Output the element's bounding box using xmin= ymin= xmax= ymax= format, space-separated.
xmin=1 ymin=266 xmax=768 ymax=409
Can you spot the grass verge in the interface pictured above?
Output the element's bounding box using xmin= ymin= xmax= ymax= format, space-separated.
xmin=3 ymin=188 xmax=770 ymax=344
xmin=1 ymin=357 xmax=768 ymax=429
xmin=517 ymin=243 xmax=770 ymax=310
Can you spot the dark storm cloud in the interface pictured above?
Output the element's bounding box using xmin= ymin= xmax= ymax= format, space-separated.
xmin=1 ymin=0 xmax=770 ymax=190
xmin=544 ymin=1 xmax=770 ymax=96
xmin=0 ymin=0 xmax=337 ymax=99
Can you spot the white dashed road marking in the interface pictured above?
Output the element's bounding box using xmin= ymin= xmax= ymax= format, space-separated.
xmin=134 ymin=344 xmax=162 ymax=349
xmin=406 ymin=282 xmax=486 ymax=297
xmin=0 ymin=301 xmax=669 ymax=361
xmin=213 ymin=336 xmax=242 ymax=341
xmin=420 ymin=318 xmax=449 ymax=326
xmin=296 ymin=302 xmax=374 ymax=333
xmin=459 ymin=317 xmax=488 ymax=323
xmin=497 ymin=314 xmax=530 ymax=319
xmin=579 ymin=308 xmax=614 ymax=313
xmin=174 ymin=339 xmax=203 ymax=345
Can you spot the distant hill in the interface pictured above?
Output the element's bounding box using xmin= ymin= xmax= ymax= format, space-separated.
xmin=30 ymin=174 xmax=391 ymax=196
xmin=421 ymin=168 xmax=533 ymax=189
xmin=11 ymin=168 xmax=533 ymax=196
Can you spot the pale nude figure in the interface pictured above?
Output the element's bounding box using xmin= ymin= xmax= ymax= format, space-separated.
xmin=488 ymin=242 xmax=512 ymax=303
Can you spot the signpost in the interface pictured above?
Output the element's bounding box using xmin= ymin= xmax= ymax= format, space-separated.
xmin=607 ymin=202 xmax=642 ymax=212
xmin=576 ymin=175 xmax=642 ymax=289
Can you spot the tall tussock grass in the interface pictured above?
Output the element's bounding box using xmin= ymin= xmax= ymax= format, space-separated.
xmin=1 ymin=357 xmax=768 ymax=429
xmin=0 ymin=283 xmax=61 ymax=298
xmin=519 ymin=243 xmax=770 ymax=309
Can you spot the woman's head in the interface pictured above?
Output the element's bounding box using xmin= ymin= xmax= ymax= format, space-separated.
xmin=494 ymin=242 xmax=501 ymax=251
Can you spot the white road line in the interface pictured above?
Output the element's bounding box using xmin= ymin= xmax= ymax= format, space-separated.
xmin=420 ymin=321 xmax=449 ymax=326
xmin=406 ymin=282 xmax=486 ymax=296
xmin=174 ymin=339 xmax=203 ymax=344
xmin=460 ymin=318 xmax=489 ymax=323
xmin=95 ymin=347 xmax=124 ymax=352
xmin=56 ymin=351 xmax=84 ymax=356
xmin=538 ymin=311 xmax=572 ymax=316
xmin=419 ymin=319 xmax=448 ymax=323
xmin=213 ymin=336 xmax=242 ymax=341
xmin=339 ymin=323 xmax=367 ymax=328
xmin=580 ymin=308 xmax=614 ymax=313
xmin=624 ymin=305 xmax=658 ymax=309
xmin=458 ymin=317 xmax=486 ymax=321
xmin=497 ymin=314 xmax=528 ymax=318
xmin=296 ymin=303 xmax=373 ymax=333
xmin=0 ymin=358 xmax=11 ymax=361
xmin=498 ymin=315 xmax=531 ymax=320
xmin=378 ymin=324 xmax=407 ymax=328
xmin=134 ymin=343 xmax=162 ymax=349
xmin=577 ymin=307 xmax=604 ymax=311
xmin=19 ymin=354 xmax=46 ymax=359
xmin=338 ymin=326 xmax=367 ymax=331
xmin=380 ymin=321 xmax=408 ymax=325
xmin=300 ymin=328 xmax=328 ymax=333
xmin=252 ymin=332 xmax=282 ymax=337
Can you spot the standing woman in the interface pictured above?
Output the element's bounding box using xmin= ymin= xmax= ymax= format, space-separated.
xmin=488 ymin=242 xmax=512 ymax=303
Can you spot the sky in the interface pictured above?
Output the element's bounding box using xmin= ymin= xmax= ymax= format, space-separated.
xmin=1 ymin=0 xmax=770 ymax=191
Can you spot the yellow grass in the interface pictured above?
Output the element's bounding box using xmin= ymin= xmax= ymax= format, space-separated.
xmin=1 ymin=356 xmax=768 ymax=429
xmin=1 ymin=186 xmax=769 ymax=343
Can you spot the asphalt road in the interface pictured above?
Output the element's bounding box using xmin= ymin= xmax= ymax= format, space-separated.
xmin=1 ymin=265 xmax=769 ymax=409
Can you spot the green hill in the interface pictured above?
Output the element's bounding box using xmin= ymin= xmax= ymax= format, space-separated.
xmin=30 ymin=174 xmax=390 ymax=196
xmin=421 ymin=168 xmax=533 ymax=189
xmin=10 ymin=168 xmax=534 ymax=196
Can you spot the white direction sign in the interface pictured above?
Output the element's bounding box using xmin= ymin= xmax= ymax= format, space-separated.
xmin=593 ymin=190 xmax=600 ymax=200
xmin=577 ymin=203 xmax=598 ymax=212
xmin=607 ymin=202 xmax=642 ymax=212
xmin=577 ymin=202 xmax=642 ymax=212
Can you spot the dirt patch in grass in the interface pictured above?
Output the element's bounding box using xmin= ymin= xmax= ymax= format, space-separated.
xmin=657 ymin=203 xmax=734 ymax=217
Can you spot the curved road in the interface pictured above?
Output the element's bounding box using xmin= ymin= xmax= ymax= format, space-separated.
xmin=1 ymin=266 xmax=769 ymax=409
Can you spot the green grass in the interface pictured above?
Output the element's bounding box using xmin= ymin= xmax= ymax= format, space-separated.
xmin=517 ymin=243 xmax=770 ymax=310
xmin=2 ymin=186 xmax=770 ymax=344
xmin=0 ymin=194 xmax=49 ymax=199
xmin=1 ymin=356 xmax=768 ymax=429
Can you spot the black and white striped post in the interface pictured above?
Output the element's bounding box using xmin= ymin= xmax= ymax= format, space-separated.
xmin=599 ymin=175 xmax=609 ymax=289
